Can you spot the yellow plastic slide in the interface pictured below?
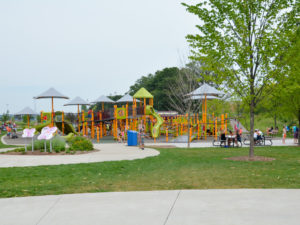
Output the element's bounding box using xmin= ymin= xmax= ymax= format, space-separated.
xmin=146 ymin=105 xmax=163 ymax=138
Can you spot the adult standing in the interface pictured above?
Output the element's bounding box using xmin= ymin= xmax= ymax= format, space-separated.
xmin=293 ymin=125 xmax=298 ymax=144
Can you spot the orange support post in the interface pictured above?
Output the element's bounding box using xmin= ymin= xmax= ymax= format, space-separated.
xmin=40 ymin=111 xmax=43 ymax=123
xmin=97 ymin=126 xmax=99 ymax=143
xmin=91 ymin=110 xmax=94 ymax=139
xmin=82 ymin=110 xmax=85 ymax=135
xmin=221 ymin=114 xmax=224 ymax=131
xmin=100 ymin=123 xmax=103 ymax=138
xmin=166 ymin=127 xmax=168 ymax=142
xmin=27 ymin=115 xmax=30 ymax=128
xmin=197 ymin=120 xmax=200 ymax=140
xmin=114 ymin=105 xmax=117 ymax=138
xmin=180 ymin=123 xmax=183 ymax=135
xmin=225 ymin=113 xmax=228 ymax=134
xmin=215 ymin=118 xmax=218 ymax=140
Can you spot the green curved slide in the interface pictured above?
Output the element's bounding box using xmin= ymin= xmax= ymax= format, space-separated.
xmin=35 ymin=121 xmax=77 ymax=135
xmin=146 ymin=105 xmax=163 ymax=138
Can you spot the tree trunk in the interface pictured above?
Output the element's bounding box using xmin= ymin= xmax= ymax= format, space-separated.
xmin=274 ymin=114 xmax=277 ymax=129
xmin=187 ymin=113 xmax=190 ymax=148
xmin=249 ymin=99 xmax=255 ymax=158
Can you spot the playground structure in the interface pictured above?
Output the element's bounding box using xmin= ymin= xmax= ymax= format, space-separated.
xmin=30 ymin=86 xmax=229 ymax=143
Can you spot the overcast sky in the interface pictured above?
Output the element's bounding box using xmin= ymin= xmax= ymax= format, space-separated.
xmin=0 ymin=0 xmax=199 ymax=113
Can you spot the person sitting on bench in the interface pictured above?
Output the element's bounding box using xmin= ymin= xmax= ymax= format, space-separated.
xmin=220 ymin=130 xmax=226 ymax=146
xmin=235 ymin=130 xmax=241 ymax=147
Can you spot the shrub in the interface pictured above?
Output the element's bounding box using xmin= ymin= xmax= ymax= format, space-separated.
xmin=28 ymin=136 xmax=66 ymax=152
xmin=68 ymin=136 xmax=93 ymax=151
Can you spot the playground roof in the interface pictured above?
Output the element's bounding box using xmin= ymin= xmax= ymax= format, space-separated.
xmin=133 ymin=88 xmax=153 ymax=99
xmin=188 ymin=83 xmax=224 ymax=97
xmin=34 ymin=88 xmax=69 ymax=99
xmin=116 ymin=94 xmax=140 ymax=103
xmin=92 ymin=95 xmax=115 ymax=103
xmin=15 ymin=107 xmax=38 ymax=115
xmin=190 ymin=95 xmax=220 ymax=100
xmin=64 ymin=97 xmax=90 ymax=106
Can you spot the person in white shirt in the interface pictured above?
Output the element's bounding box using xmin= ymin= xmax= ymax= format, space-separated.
xmin=253 ymin=129 xmax=258 ymax=143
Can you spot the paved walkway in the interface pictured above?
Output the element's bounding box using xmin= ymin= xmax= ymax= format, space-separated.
xmin=0 ymin=144 xmax=159 ymax=168
xmin=230 ymin=119 xmax=248 ymax=132
xmin=0 ymin=189 xmax=299 ymax=225
xmin=149 ymin=138 xmax=297 ymax=148
xmin=1 ymin=138 xmax=297 ymax=168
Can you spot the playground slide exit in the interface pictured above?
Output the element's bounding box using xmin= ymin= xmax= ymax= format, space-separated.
xmin=146 ymin=105 xmax=163 ymax=138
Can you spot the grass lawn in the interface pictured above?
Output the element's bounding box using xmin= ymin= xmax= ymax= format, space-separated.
xmin=0 ymin=146 xmax=299 ymax=198
xmin=0 ymin=133 xmax=16 ymax=149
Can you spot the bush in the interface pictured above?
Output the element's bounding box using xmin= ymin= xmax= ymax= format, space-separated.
xmin=68 ymin=136 xmax=93 ymax=151
xmin=29 ymin=136 xmax=66 ymax=152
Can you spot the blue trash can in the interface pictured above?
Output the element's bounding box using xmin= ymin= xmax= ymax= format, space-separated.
xmin=127 ymin=130 xmax=138 ymax=146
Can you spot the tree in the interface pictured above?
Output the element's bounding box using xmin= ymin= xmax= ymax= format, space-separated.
xmin=275 ymin=24 xmax=300 ymax=145
xmin=167 ymin=68 xmax=200 ymax=148
xmin=183 ymin=0 xmax=297 ymax=157
xmin=1 ymin=110 xmax=10 ymax=123
xmin=129 ymin=67 xmax=180 ymax=111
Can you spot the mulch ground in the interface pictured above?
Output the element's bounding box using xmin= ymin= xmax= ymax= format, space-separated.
xmin=2 ymin=149 xmax=99 ymax=155
xmin=225 ymin=156 xmax=276 ymax=162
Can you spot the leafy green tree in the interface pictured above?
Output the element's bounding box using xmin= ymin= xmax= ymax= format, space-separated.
xmin=129 ymin=67 xmax=180 ymax=110
xmin=275 ymin=24 xmax=300 ymax=145
xmin=183 ymin=0 xmax=297 ymax=157
xmin=1 ymin=110 xmax=10 ymax=123
xmin=81 ymin=105 xmax=88 ymax=112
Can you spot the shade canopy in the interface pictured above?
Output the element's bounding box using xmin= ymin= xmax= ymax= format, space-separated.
xmin=116 ymin=94 xmax=137 ymax=103
xmin=133 ymin=87 xmax=153 ymax=99
xmin=92 ymin=95 xmax=115 ymax=103
xmin=34 ymin=88 xmax=69 ymax=99
xmin=190 ymin=95 xmax=220 ymax=100
xmin=64 ymin=96 xmax=90 ymax=106
xmin=188 ymin=83 xmax=224 ymax=97
xmin=15 ymin=107 xmax=38 ymax=115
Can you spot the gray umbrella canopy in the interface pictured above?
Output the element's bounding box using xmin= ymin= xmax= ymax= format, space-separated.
xmin=92 ymin=95 xmax=115 ymax=103
xmin=64 ymin=97 xmax=89 ymax=106
xmin=188 ymin=83 xmax=224 ymax=97
xmin=190 ymin=95 xmax=220 ymax=100
xmin=15 ymin=107 xmax=38 ymax=115
xmin=34 ymin=88 xmax=69 ymax=99
xmin=116 ymin=94 xmax=140 ymax=103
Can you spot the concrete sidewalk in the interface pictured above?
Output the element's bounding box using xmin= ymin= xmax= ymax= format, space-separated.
xmin=0 ymin=189 xmax=299 ymax=225
xmin=0 ymin=144 xmax=159 ymax=168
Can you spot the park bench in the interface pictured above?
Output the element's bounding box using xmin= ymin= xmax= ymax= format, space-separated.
xmin=243 ymin=135 xmax=273 ymax=146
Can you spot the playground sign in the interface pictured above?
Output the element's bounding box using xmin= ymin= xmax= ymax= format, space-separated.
xmin=22 ymin=128 xmax=36 ymax=152
xmin=116 ymin=108 xmax=126 ymax=119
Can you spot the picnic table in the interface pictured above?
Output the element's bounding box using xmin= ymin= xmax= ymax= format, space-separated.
xmin=212 ymin=135 xmax=242 ymax=147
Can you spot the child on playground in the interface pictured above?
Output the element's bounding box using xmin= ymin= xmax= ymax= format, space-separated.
xmin=138 ymin=120 xmax=145 ymax=150
xmin=282 ymin=126 xmax=287 ymax=144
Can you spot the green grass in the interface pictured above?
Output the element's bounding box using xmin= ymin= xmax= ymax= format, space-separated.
xmin=0 ymin=133 xmax=16 ymax=149
xmin=240 ymin=114 xmax=296 ymax=138
xmin=0 ymin=146 xmax=299 ymax=198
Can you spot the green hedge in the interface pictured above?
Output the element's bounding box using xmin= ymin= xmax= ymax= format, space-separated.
xmin=68 ymin=136 xmax=93 ymax=151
